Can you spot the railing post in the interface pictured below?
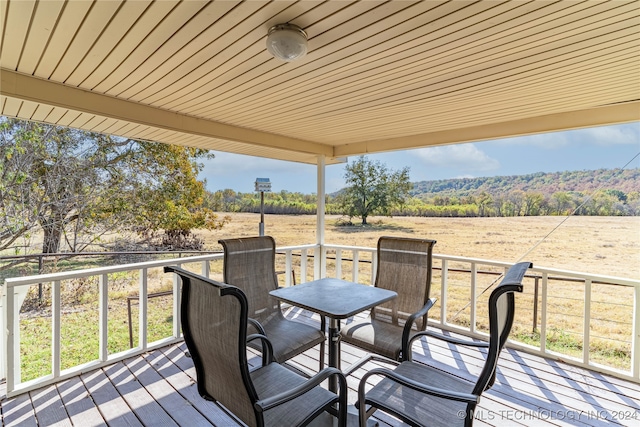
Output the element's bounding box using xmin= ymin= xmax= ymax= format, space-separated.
xmin=470 ymin=263 xmax=477 ymax=333
xmin=533 ymin=277 xmax=539 ymax=333
xmin=335 ymin=248 xmax=342 ymax=280
xmin=540 ymin=273 xmax=548 ymax=353
xmin=99 ymin=274 xmax=108 ymax=362
xmin=139 ymin=268 xmax=148 ymax=350
xmin=633 ymin=284 xmax=640 ymax=381
xmin=371 ymin=250 xmax=377 ymax=286
xmin=441 ymin=259 xmax=448 ymax=324
xmin=173 ymin=264 xmax=182 ymax=338
xmin=52 ymin=280 xmax=61 ymax=378
xmin=285 ymin=250 xmax=292 ymax=286
xmin=352 ymin=250 xmax=359 ymax=283
xmin=583 ymin=279 xmax=592 ymax=365
xmin=301 ymin=248 xmax=308 ymax=283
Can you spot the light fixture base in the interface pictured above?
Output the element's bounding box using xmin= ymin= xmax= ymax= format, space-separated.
xmin=266 ymin=23 xmax=308 ymax=62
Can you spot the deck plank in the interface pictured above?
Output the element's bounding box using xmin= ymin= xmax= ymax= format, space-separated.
xmin=1 ymin=391 xmax=38 ymax=427
xmin=29 ymin=385 xmax=72 ymax=426
xmin=2 ymin=310 xmax=639 ymax=427
xmin=56 ymin=376 xmax=104 ymax=426
xmin=104 ymin=361 xmax=178 ymax=427
xmin=81 ymin=367 xmax=144 ymax=427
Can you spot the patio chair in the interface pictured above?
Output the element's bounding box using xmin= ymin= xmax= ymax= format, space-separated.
xmin=165 ymin=266 xmax=347 ymax=427
xmin=341 ymin=236 xmax=436 ymax=371
xmin=219 ymin=236 xmax=326 ymax=371
xmin=356 ymin=261 xmax=531 ymax=427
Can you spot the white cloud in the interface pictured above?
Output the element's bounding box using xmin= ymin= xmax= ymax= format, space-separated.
xmin=572 ymin=124 xmax=639 ymax=146
xmin=488 ymin=123 xmax=639 ymax=149
xmin=491 ymin=133 xmax=570 ymax=149
xmin=416 ymin=144 xmax=500 ymax=173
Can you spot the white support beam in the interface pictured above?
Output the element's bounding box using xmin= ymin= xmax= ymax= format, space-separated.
xmin=0 ymin=69 xmax=333 ymax=157
xmin=316 ymin=155 xmax=326 ymax=278
xmin=334 ymin=102 xmax=640 ymax=157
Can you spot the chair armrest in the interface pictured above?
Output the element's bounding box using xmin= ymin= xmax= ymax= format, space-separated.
xmin=360 ymin=367 xmax=479 ymax=405
xmin=408 ymin=330 xmax=489 ymax=360
xmin=255 ymin=367 xmax=347 ymax=426
xmin=401 ymin=298 xmax=437 ymax=361
xmin=247 ymin=333 xmax=274 ymax=366
xmin=248 ymin=317 xmax=267 ymax=335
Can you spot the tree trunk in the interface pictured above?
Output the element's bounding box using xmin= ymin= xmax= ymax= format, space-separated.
xmin=42 ymin=224 xmax=62 ymax=254
xmin=361 ymin=216 xmax=367 ymax=225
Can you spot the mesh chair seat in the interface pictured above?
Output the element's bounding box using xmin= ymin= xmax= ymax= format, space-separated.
xmin=363 ymin=361 xmax=472 ymax=427
xmin=251 ymin=363 xmax=337 ymax=426
xmin=357 ymin=262 xmax=532 ymax=427
xmin=257 ymin=315 xmax=325 ymax=362
xmin=340 ymin=318 xmax=406 ymax=361
xmin=165 ymin=266 xmax=347 ymax=427
xmin=341 ymin=236 xmax=436 ymax=364
xmin=220 ymin=236 xmax=326 ymax=370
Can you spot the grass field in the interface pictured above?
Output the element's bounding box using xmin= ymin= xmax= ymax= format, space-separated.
xmin=14 ymin=213 xmax=640 ymax=381
xmin=202 ymin=213 xmax=640 ymax=279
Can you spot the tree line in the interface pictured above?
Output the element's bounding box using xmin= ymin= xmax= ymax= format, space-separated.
xmin=205 ymin=187 xmax=639 ymax=218
xmin=206 ymin=163 xmax=639 ymax=218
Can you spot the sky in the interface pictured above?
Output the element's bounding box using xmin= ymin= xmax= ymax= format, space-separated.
xmin=200 ymin=123 xmax=640 ymax=194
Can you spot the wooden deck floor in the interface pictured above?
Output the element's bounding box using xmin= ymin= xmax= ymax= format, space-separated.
xmin=2 ymin=307 xmax=640 ymax=426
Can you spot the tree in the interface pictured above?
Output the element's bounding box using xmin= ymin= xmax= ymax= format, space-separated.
xmin=339 ymin=156 xmax=411 ymax=225
xmin=0 ymin=118 xmax=227 ymax=257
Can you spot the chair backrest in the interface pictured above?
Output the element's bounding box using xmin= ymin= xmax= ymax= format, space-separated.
xmin=473 ymin=261 xmax=530 ymax=394
xmin=219 ymin=236 xmax=283 ymax=325
xmin=372 ymin=236 xmax=436 ymax=330
xmin=165 ymin=266 xmax=261 ymax=427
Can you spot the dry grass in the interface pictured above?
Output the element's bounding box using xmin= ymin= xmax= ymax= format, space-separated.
xmin=200 ymin=213 xmax=640 ymax=279
xmin=18 ymin=213 xmax=640 ymax=379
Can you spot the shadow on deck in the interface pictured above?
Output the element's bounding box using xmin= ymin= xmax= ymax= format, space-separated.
xmin=2 ymin=307 xmax=639 ymax=426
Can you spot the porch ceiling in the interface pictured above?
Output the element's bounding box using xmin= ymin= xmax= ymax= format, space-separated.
xmin=1 ymin=0 xmax=638 ymax=165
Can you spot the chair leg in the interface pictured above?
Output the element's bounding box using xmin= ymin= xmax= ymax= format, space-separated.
xmin=319 ymin=338 xmax=325 ymax=370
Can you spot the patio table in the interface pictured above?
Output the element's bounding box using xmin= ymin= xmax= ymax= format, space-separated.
xmin=269 ymin=277 xmax=397 ymax=392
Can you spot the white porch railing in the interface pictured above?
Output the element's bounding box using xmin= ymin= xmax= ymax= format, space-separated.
xmin=2 ymin=243 xmax=639 ymax=396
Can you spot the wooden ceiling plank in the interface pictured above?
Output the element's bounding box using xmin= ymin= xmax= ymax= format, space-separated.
xmin=16 ymin=0 xmax=65 ymax=74
xmin=282 ymin=65 xmax=639 ymax=142
xmin=126 ymin=1 xmax=291 ymax=102
xmin=30 ymin=103 xmax=54 ymax=122
xmin=324 ymin=78 xmax=638 ymax=140
xmin=64 ymin=0 xmax=153 ymax=86
xmin=0 ymin=0 xmax=7 ymax=52
xmin=49 ymin=0 xmax=123 ymax=82
xmin=92 ymin=0 xmax=209 ymax=94
xmin=183 ymin=0 xmax=461 ymax=117
xmin=156 ymin=0 xmax=386 ymax=110
xmin=16 ymin=99 xmax=39 ymax=120
xmin=234 ymin=1 xmax=635 ymax=125
xmin=333 ymin=102 xmax=640 ymax=157
xmin=89 ymin=117 xmax=119 ymax=133
xmin=281 ymin=49 xmax=639 ymax=134
xmin=263 ymin=30 xmax=639 ymax=127
xmin=292 ymin=75 xmax=638 ymax=142
xmin=69 ymin=112 xmax=99 ymax=129
xmin=79 ymin=1 xmax=177 ymax=89
xmin=0 ymin=69 xmax=333 ymax=155
xmin=112 ymin=0 xmax=244 ymax=99
xmin=144 ymin=0 xmax=344 ymax=107
xmin=34 ymin=0 xmax=93 ymax=78
xmin=216 ymin=0 xmax=554 ymax=122
xmin=1 ymin=96 xmax=22 ymax=117
xmin=0 ymin=0 xmax=36 ymax=70
xmin=81 ymin=115 xmax=109 ymax=132
xmin=55 ymin=109 xmax=82 ymax=127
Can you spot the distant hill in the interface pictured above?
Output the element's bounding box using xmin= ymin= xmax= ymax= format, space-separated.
xmin=410 ymin=168 xmax=640 ymax=198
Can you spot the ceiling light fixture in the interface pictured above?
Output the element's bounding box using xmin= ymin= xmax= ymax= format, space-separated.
xmin=266 ymin=23 xmax=308 ymax=62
